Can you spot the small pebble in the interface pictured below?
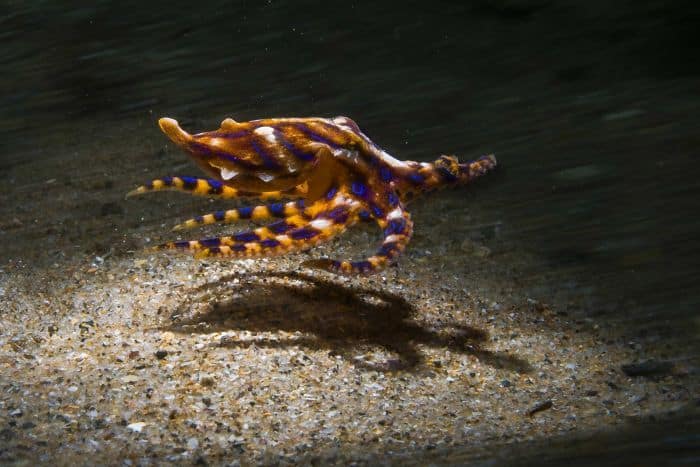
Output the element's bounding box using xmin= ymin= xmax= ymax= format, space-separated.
xmin=528 ymin=400 xmax=553 ymax=416
xmin=187 ymin=437 xmax=200 ymax=450
xmin=200 ymin=376 xmax=216 ymax=387
xmin=127 ymin=422 xmax=147 ymax=433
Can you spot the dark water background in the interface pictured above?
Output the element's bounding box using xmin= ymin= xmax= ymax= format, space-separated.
xmin=2 ymin=0 xmax=699 ymax=463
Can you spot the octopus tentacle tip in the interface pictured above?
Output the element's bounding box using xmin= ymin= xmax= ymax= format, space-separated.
xmin=157 ymin=117 xmax=178 ymax=131
xmin=125 ymin=187 xmax=143 ymax=198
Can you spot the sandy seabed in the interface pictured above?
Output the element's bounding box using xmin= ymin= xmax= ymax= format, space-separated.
xmin=0 ymin=119 xmax=696 ymax=465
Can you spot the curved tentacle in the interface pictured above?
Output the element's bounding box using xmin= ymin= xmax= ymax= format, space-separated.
xmin=158 ymin=192 xmax=363 ymax=259
xmin=126 ymin=176 xmax=307 ymax=201
xmin=303 ymin=199 xmax=414 ymax=274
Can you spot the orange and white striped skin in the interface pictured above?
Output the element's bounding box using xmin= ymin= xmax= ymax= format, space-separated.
xmin=129 ymin=115 xmax=497 ymax=274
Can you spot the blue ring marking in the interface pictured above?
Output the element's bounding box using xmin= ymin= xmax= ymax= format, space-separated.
xmin=260 ymin=239 xmax=280 ymax=248
xmin=180 ymin=176 xmax=198 ymax=189
xmin=290 ymin=227 xmax=320 ymax=240
xmin=351 ymin=181 xmax=367 ymax=197
xmin=190 ymin=141 xmax=258 ymax=170
xmin=325 ymin=206 xmax=349 ymax=224
xmin=319 ymin=120 xmax=357 ymax=143
xmin=268 ymin=202 xmax=286 ymax=217
xmin=370 ymin=204 xmax=383 ymax=218
xmin=250 ymin=138 xmax=281 ymax=169
xmin=237 ymin=206 xmax=253 ymax=219
xmin=359 ymin=210 xmax=371 ymax=221
xmin=269 ymin=220 xmax=292 ymax=234
xmin=162 ymin=176 xmax=173 ymax=186
xmin=408 ymin=172 xmax=425 ymax=184
xmin=292 ymin=123 xmax=343 ymax=149
xmin=190 ymin=141 xmax=212 ymax=155
xmin=325 ymin=186 xmax=338 ymax=200
xmin=379 ymin=167 xmax=393 ymax=182
xmin=377 ymin=242 xmax=399 ymax=257
xmin=277 ymin=131 xmax=316 ymax=161
xmin=199 ymin=237 xmax=221 ymax=248
xmin=173 ymin=240 xmax=191 ymax=248
xmin=234 ymin=231 xmax=259 ymax=242
xmin=384 ymin=218 xmax=406 ymax=236
xmin=213 ymin=210 xmax=226 ymax=221
xmin=232 ymin=244 xmax=247 ymax=252
xmin=217 ymin=130 xmax=247 ymax=139
xmin=207 ymin=179 xmax=224 ymax=194
xmin=351 ymin=260 xmax=373 ymax=272
xmin=387 ymin=192 xmax=399 ymax=207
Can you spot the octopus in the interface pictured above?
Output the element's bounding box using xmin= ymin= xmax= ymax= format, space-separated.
xmin=128 ymin=116 xmax=497 ymax=274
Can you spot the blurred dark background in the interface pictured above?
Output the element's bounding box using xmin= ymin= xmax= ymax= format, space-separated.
xmin=3 ymin=0 xmax=699 ymax=317
xmin=3 ymin=1 xmax=699 ymax=143
xmin=1 ymin=0 xmax=698 ymax=463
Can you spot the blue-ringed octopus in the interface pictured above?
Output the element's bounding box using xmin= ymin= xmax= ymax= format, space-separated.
xmin=128 ymin=116 xmax=497 ymax=274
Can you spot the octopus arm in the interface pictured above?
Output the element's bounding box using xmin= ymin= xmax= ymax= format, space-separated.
xmin=172 ymin=199 xmax=309 ymax=231
xmin=126 ymin=176 xmax=307 ymax=201
xmin=303 ymin=196 xmax=414 ymax=274
xmin=158 ymin=191 xmax=363 ymax=259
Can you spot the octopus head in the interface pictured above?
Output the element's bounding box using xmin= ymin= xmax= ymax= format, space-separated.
xmin=158 ymin=117 xmax=316 ymax=192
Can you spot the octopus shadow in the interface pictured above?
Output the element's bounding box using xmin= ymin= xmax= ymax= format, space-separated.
xmin=163 ymin=271 xmax=532 ymax=373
